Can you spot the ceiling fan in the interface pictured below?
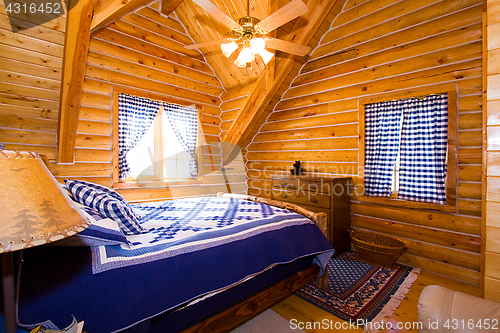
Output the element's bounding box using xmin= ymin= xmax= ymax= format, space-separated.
xmin=184 ymin=0 xmax=311 ymax=68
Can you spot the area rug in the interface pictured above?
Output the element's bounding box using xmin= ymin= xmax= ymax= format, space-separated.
xmin=295 ymin=250 xmax=420 ymax=332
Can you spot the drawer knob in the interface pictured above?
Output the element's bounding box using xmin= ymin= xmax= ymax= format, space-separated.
xmin=282 ymin=194 xmax=288 ymax=199
xmin=310 ymin=198 xmax=318 ymax=203
xmin=311 ymin=184 xmax=317 ymax=189
xmin=282 ymin=182 xmax=288 ymax=186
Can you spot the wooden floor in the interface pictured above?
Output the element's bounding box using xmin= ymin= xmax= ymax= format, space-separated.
xmin=272 ymin=270 xmax=480 ymax=333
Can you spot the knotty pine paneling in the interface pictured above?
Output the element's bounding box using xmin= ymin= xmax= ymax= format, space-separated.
xmin=0 ymin=0 xmax=237 ymax=199
xmin=245 ymin=0 xmax=484 ymax=285
xmin=60 ymin=9 xmax=232 ymax=200
xmin=0 ymin=0 xmax=63 ymax=159
xmin=220 ymin=84 xmax=253 ymax=136
xmin=218 ymin=85 xmax=254 ymax=195
xmin=485 ymin=0 xmax=500 ymax=301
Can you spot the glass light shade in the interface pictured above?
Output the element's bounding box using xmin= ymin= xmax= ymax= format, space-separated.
xmin=250 ymin=38 xmax=266 ymax=53
xmin=220 ymin=42 xmax=238 ymax=58
xmin=234 ymin=54 xmax=247 ymax=68
xmin=240 ymin=46 xmax=256 ymax=63
xmin=0 ymin=151 xmax=89 ymax=252
xmin=234 ymin=46 xmax=255 ymax=68
xmin=257 ymin=48 xmax=274 ymax=65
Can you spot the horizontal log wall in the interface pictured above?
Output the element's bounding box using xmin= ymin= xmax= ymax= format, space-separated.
xmin=485 ymin=0 xmax=500 ymax=301
xmin=218 ymin=85 xmax=254 ymax=194
xmin=0 ymin=0 xmax=65 ymax=160
xmin=71 ymin=6 xmax=235 ymax=202
xmin=246 ymin=0 xmax=484 ymax=285
xmin=0 ymin=2 xmax=239 ymax=202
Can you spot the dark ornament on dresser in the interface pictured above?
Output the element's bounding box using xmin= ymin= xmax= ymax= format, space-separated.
xmin=290 ymin=161 xmax=303 ymax=175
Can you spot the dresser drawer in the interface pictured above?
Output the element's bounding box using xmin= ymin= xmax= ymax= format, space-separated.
xmin=299 ymin=179 xmax=330 ymax=194
xmin=272 ymin=189 xmax=330 ymax=209
xmin=272 ymin=178 xmax=298 ymax=190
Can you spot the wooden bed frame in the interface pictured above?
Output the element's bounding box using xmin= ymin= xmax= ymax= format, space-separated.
xmin=38 ymin=165 xmax=331 ymax=333
xmin=181 ymin=193 xmax=331 ymax=333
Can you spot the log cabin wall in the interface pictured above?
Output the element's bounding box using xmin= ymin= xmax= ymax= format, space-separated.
xmin=71 ymin=3 xmax=249 ymax=202
xmin=219 ymin=85 xmax=254 ymax=193
xmin=0 ymin=2 xmax=247 ymax=202
xmin=246 ymin=0 xmax=484 ymax=286
xmin=0 ymin=0 xmax=65 ymax=159
xmin=220 ymin=84 xmax=253 ymax=138
xmin=485 ymin=0 xmax=500 ymax=301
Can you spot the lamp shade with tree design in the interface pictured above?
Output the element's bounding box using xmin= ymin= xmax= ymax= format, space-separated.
xmin=0 ymin=150 xmax=89 ymax=333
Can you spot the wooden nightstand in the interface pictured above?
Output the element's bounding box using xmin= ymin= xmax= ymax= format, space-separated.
xmin=271 ymin=175 xmax=351 ymax=256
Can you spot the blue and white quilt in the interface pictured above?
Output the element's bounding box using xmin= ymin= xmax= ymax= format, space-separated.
xmin=18 ymin=197 xmax=334 ymax=333
xmin=93 ymin=197 xmax=332 ymax=274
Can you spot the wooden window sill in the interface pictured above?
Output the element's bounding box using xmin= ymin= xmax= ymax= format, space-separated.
xmin=358 ymin=194 xmax=456 ymax=212
xmin=113 ymin=179 xmax=200 ymax=189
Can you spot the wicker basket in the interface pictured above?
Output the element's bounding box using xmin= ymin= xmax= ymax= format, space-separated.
xmin=350 ymin=229 xmax=407 ymax=268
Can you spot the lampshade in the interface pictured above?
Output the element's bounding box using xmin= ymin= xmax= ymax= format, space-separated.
xmin=0 ymin=151 xmax=89 ymax=253
xmin=221 ymin=42 xmax=238 ymax=58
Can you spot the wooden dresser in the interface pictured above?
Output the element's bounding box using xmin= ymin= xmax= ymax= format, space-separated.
xmin=271 ymin=175 xmax=351 ymax=256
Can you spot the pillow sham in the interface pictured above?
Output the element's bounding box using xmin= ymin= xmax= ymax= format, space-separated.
xmin=64 ymin=179 xmax=133 ymax=210
xmin=65 ymin=180 xmax=146 ymax=235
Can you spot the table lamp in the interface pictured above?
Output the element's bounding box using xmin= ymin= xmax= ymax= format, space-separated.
xmin=0 ymin=150 xmax=89 ymax=333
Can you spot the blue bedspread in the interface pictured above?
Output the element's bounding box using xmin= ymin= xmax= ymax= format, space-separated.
xmin=17 ymin=197 xmax=334 ymax=333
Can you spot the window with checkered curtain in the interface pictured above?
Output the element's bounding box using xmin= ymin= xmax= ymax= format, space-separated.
xmin=118 ymin=93 xmax=198 ymax=182
xmin=364 ymin=94 xmax=448 ymax=205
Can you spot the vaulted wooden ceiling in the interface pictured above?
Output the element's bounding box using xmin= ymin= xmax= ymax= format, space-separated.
xmin=174 ymin=0 xmax=307 ymax=90
xmin=58 ymin=0 xmax=337 ymax=162
xmin=175 ymin=0 xmax=270 ymax=90
xmin=91 ymin=0 xmax=307 ymax=91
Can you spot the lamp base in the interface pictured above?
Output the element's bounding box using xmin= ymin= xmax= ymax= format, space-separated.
xmin=1 ymin=252 xmax=17 ymax=333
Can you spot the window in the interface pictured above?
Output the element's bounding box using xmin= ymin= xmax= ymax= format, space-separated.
xmin=112 ymin=91 xmax=200 ymax=186
xmin=359 ymin=88 xmax=457 ymax=211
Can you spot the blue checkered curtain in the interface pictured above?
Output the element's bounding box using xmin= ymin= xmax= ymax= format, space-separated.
xmin=118 ymin=93 xmax=161 ymax=180
xmin=163 ymin=102 xmax=198 ymax=178
xmin=364 ymin=100 xmax=403 ymax=197
xmin=398 ymin=94 xmax=448 ymax=204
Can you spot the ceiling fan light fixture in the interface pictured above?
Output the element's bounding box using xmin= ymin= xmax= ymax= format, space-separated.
xmin=221 ymin=42 xmax=238 ymax=58
xmin=187 ymin=0 xmax=311 ymax=68
xmin=257 ymin=48 xmax=274 ymax=65
xmin=234 ymin=45 xmax=255 ymax=68
xmin=250 ymin=37 xmax=266 ymax=53
xmin=234 ymin=56 xmax=247 ymax=68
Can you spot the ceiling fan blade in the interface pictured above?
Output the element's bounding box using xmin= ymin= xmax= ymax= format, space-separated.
xmin=265 ymin=37 xmax=311 ymax=56
xmin=255 ymin=0 xmax=308 ymax=34
xmin=184 ymin=38 xmax=231 ymax=49
xmin=191 ymin=0 xmax=242 ymax=31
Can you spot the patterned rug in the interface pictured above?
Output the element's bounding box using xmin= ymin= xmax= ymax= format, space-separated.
xmin=295 ymin=250 xmax=420 ymax=331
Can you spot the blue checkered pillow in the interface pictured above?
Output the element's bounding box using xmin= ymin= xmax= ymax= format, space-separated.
xmin=64 ymin=179 xmax=134 ymax=211
xmin=65 ymin=180 xmax=145 ymax=235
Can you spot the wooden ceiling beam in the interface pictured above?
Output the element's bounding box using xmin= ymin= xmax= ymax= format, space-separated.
xmin=57 ymin=0 xmax=95 ymax=163
xmin=160 ymin=0 xmax=184 ymax=16
xmin=91 ymin=0 xmax=157 ymax=32
xmin=221 ymin=0 xmax=338 ymax=161
xmin=266 ymin=0 xmax=278 ymax=89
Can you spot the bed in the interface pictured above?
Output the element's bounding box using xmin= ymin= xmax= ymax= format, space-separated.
xmin=15 ymin=183 xmax=334 ymax=333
